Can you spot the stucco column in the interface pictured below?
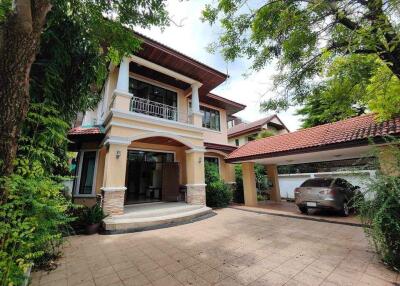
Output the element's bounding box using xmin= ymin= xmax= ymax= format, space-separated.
xmin=185 ymin=148 xmax=206 ymax=205
xmin=101 ymin=143 xmax=128 ymax=215
xmin=265 ymin=164 xmax=281 ymax=202
xmin=242 ymin=162 xmax=257 ymax=206
xmin=190 ymin=83 xmax=203 ymax=127
xmin=112 ymin=57 xmax=133 ymax=112
xmin=378 ymin=145 xmax=400 ymax=176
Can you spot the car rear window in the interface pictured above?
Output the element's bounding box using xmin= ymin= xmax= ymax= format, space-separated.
xmin=300 ymin=178 xmax=333 ymax=188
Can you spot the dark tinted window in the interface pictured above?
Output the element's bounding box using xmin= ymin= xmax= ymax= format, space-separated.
xmin=201 ymin=105 xmax=220 ymax=131
xmin=300 ymin=178 xmax=333 ymax=188
xmin=79 ymin=151 xmax=96 ymax=194
xmin=129 ymin=78 xmax=177 ymax=107
xmin=334 ymin=178 xmax=352 ymax=189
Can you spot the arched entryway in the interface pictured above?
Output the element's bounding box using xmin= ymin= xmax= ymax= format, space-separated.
xmin=124 ymin=133 xmax=204 ymax=205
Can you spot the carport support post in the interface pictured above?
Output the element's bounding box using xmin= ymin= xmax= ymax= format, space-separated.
xmin=242 ymin=162 xmax=257 ymax=206
xmin=265 ymin=164 xmax=281 ymax=202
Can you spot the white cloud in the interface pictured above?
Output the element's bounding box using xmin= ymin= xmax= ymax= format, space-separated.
xmin=136 ymin=0 xmax=303 ymax=131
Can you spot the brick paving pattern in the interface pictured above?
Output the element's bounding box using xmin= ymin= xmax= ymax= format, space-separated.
xmin=31 ymin=208 xmax=399 ymax=286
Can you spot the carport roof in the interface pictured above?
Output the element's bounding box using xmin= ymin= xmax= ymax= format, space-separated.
xmin=226 ymin=114 xmax=400 ymax=163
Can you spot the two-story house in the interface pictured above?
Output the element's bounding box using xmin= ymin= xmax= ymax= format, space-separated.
xmin=228 ymin=115 xmax=289 ymax=146
xmin=67 ymin=33 xmax=245 ymax=230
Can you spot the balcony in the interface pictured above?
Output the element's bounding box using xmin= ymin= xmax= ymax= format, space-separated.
xmin=130 ymin=96 xmax=191 ymax=124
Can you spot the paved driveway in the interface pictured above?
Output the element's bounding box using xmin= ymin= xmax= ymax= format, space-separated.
xmin=32 ymin=208 xmax=399 ymax=286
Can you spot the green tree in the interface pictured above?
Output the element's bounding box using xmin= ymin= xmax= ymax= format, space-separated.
xmin=0 ymin=0 xmax=169 ymax=178
xmin=202 ymin=0 xmax=400 ymax=114
xmin=296 ymin=55 xmax=400 ymax=127
xmin=256 ymin=129 xmax=276 ymax=139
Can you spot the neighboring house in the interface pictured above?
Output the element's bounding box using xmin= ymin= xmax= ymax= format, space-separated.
xmin=67 ymin=32 xmax=245 ymax=216
xmin=228 ymin=115 xmax=289 ymax=146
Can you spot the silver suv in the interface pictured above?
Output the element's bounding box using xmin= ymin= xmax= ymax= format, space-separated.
xmin=294 ymin=178 xmax=360 ymax=216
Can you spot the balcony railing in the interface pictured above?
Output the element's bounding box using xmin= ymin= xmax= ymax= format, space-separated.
xmin=130 ymin=96 xmax=191 ymax=124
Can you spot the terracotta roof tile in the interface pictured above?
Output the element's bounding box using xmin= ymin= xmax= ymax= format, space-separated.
xmin=227 ymin=114 xmax=400 ymax=162
xmin=227 ymin=115 xmax=286 ymax=137
xmin=68 ymin=126 xmax=105 ymax=136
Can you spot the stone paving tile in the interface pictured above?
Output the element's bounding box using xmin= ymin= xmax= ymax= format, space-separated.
xmin=30 ymin=208 xmax=398 ymax=286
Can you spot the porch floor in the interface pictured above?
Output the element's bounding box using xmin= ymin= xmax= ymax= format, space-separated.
xmin=103 ymin=202 xmax=213 ymax=234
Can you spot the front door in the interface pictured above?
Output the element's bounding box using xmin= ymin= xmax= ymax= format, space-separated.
xmin=162 ymin=162 xmax=180 ymax=201
xmin=125 ymin=150 xmax=178 ymax=204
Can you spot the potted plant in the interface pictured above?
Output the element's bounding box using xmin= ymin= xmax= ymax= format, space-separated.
xmin=84 ymin=204 xmax=107 ymax=234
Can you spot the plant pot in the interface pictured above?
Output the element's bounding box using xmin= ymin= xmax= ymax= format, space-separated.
xmin=85 ymin=223 xmax=100 ymax=235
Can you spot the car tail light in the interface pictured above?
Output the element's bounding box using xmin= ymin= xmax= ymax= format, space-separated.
xmin=294 ymin=188 xmax=301 ymax=194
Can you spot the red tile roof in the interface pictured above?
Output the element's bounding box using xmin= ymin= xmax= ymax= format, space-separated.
xmin=227 ymin=115 xmax=287 ymax=138
xmin=204 ymin=142 xmax=237 ymax=154
xmin=226 ymin=114 xmax=400 ymax=162
xmin=68 ymin=126 xmax=105 ymax=136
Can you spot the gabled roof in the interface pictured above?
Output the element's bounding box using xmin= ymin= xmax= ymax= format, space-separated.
xmin=226 ymin=114 xmax=400 ymax=163
xmin=228 ymin=115 xmax=288 ymax=138
xmin=133 ymin=32 xmax=227 ymax=97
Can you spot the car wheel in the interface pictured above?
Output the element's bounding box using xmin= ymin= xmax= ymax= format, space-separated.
xmin=340 ymin=201 xmax=350 ymax=217
xmin=299 ymin=206 xmax=308 ymax=214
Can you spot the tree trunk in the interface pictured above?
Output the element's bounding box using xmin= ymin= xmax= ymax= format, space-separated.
xmin=0 ymin=0 xmax=51 ymax=180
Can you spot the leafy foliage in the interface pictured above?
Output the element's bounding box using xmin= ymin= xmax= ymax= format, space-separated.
xmin=202 ymin=0 xmax=400 ymax=117
xmin=256 ymin=129 xmax=276 ymax=139
xmin=233 ymin=164 xmax=267 ymax=204
xmin=233 ymin=165 xmax=244 ymax=203
xmin=0 ymin=103 xmax=74 ymax=285
xmin=296 ymin=55 xmax=400 ymax=127
xmin=205 ymin=161 xmax=232 ymax=208
xmin=355 ymin=144 xmax=400 ymax=271
xmin=0 ymin=175 xmax=74 ymax=285
xmin=0 ymin=1 xmax=170 ymax=284
xmin=84 ymin=205 xmax=108 ymax=225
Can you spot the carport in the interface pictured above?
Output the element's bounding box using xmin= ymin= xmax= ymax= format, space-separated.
xmin=226 ymin=114 xmax=400 ymax=206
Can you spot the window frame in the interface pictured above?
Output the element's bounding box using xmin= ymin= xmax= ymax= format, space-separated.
xmin=201 ymin=105 xmax=221 ymax=131
xmin=74 ymin=149 xmax=99 ymax=197
xmin=129 ymin=77 xmax=178 ymax=108
xmin=235 ymin=139 xmax=240 ymax=146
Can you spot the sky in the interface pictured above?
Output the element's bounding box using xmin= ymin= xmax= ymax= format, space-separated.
xmin=137 ymin=0 xmax=302 ymax=131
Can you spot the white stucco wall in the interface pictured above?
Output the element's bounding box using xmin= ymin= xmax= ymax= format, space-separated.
xmin=278 ymin=170 xmax=376 ymax=199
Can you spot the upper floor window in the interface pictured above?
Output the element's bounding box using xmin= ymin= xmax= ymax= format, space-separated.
xmin=201 ymin=105 xmax=220 ymax=131
xmin=129 ymin=78 xmax=177 ymax=107
xmin=235 ymin=139 xmax=240 ymax=146
xmin=129 ymin=78 xmax=178 ymax=120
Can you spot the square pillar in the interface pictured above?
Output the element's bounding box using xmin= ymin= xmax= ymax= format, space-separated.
xmin=110 ymin=57 xmax=133 ymax=112
xmin=242 ymin=162 xmax=257 ymax=206
xmin=185 ymin=149 xmax=206 ymax=205
xmin=101 ymin=143 xmax=128 ymax=215
xmin=265 ymin=164 xmax=281 ymax=202
xmin=189 ymin=83 xmax=203 ymax=127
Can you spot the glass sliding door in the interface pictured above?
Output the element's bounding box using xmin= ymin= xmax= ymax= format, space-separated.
xmin=125 ymin=150 xmax=178 ymax=204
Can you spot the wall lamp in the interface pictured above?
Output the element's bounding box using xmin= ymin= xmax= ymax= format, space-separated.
xmin=116 ymin=150 xmax=121 ymax=159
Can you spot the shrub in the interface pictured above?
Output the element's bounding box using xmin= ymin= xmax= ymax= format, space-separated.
xmin=205 ymin=161 xmax=232 ymax=208
xmin=355 ymin=144 xmax=400 ymax=271
xmin=233 ymin=165 xmax=244 ymax=203
xmin=84 ymin=205 xmax=107 ymax=225
xmin=0 ymin=175 xmax=74 ymax=285
xmin=233 ymin=164 xmax=267 ymax=204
